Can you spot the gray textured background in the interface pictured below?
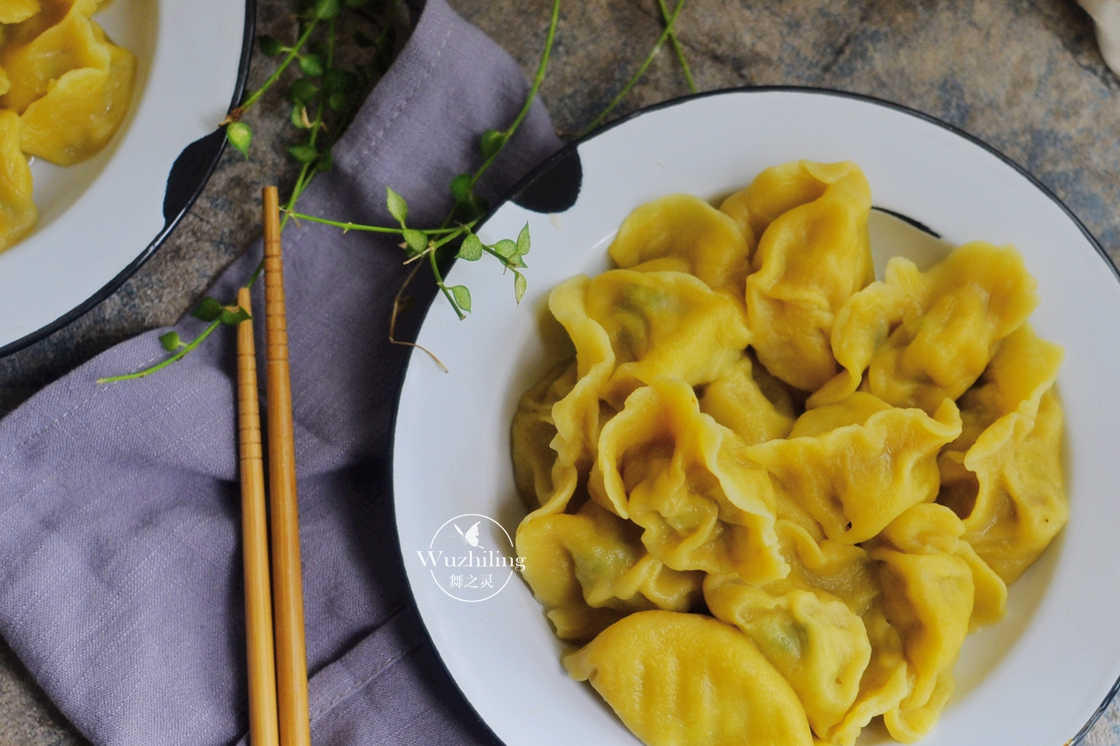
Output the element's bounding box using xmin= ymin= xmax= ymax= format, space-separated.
xmin=0 ymin=0 xmax=1117 ymax=743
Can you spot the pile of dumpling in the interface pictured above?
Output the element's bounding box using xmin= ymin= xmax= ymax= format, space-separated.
xmin=511 ymin=160 xmax=1066 ymax=746
xmin=0 ymin=0 xmax=136 ymax=251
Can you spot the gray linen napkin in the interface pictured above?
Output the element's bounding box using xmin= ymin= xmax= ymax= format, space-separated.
xmin=0 ymin=0 xmax=561 ymax=743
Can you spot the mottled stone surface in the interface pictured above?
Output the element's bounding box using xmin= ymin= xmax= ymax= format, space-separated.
xmin=1 ymin=0 xmax=1118 ymax=743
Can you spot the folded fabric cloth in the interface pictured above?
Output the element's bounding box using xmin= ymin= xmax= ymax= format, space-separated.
xmin=0 ymin=0 xmax=561 ymax=743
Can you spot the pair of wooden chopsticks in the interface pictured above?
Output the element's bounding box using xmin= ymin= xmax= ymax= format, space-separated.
xmin=236 ymin=186 xmax=311 ymax=746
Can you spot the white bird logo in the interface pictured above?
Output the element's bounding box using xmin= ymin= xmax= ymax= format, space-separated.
xmin=454 ymin=522 xmax=484 ymax=548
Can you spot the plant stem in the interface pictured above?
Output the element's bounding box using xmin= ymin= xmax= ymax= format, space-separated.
xmin=658 ymin=0 xmax=695 ymax=93
xmin=429 ymin=246 xmax=463 ymax=319
xmin=286 ymin=212 xmax=465 ymax=234
xmin=96 ymin=319 xmax=224 ymax=383
xmin=577 ymin=0 xmax=688 ymax=138
xmin=230 ymin=19 xmax=320 ymax=121
xmin=468 ymin=0 xmax=561 ymax=190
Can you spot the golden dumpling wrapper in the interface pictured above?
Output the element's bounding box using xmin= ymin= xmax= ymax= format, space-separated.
xmin=590 ymin=377 xmax=788 ymax=584
xmin=0 ymin=108 xmax=36 ymax=252
xmin=516 ymin=500 xmax=702 ymax=641
xmin=766 ymin=519 xmax=879 ymax=616
xmin=511 ymin=360 xmax=576 ymax=508
xmin=581 ymin=269 xmax=751 ymax=409
xmin=828 ymin=604 xmax=910 ymax=746
xmin=813 ymin=242 xmax=1038 ymax=413
xmin=746 ymin=392 xmax=961 ymax=544
xmin=608 ymin=193 xmax=752 ymax=297
xmin=721 ymin=159 xmax=859 ymax=243
xmin=862 ymin=504 xmax=1005 ymax=741
xmin=19 ymin=30 xmax=135 ymax=165
xmin=744 ymin=160 xmax=874 ymax=392
xmin=1 ymin=0 xmax=103 ymax=114
xmin=704 ymin=573 xmax=871 ymax=740
xmin=0 ymin=0 xmax=39 ymax=24
xmin=564 ymin=610 xmax=814 ymax=746
xmin=698 ymin=354 xmax=796 ymax=446
xmin=938 ymin=324 xmax=1066 ymax=583
xmin=523 ymin=275 xmax=619 ymax=516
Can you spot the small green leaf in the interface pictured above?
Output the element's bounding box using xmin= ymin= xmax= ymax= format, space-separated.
xmin=193 ymin=297 xmax=224 ymax=322
xmin=287 ymin=144 xmax=319 ymax=164
xmin=220 ymin=307 xmax=252 ymax=326
xmin=493 ymin=238 xmax=517 ymax=259
xmin=323 ymin=68 xmax=358 ymax=95
xmin=386 ymin=188 xmax=408 ymax=225
xmin=159 ymin=331 xmax=184 ymax=352
xmin=480 ymin=129 xmax=506 ymax=159
xmin=450 ymin=285 xmax=472 ymax=313
xmin=514 ymin=272 xmax=528 ymax=304
xmin=516 ymin=223 xmax=531 ymax=258
xmin=354 ymin=30 xmax=376 ymax=47
xmin=457 ymin=233 xmax=484 ymax=261
xmin=449 ymin=173 xmax=473 ymax=204
xmin=328 ymin=92 xmax=347 ymax=112
xmin=316 ymin=150 xmax=334 ymax=172
xmin=289 ymin=78 xmax=318 ymax=104
xmin=299 ymin=53 xmax=324 ymax=77
xmin=403 ymin=229 xmax=427 ymax=254
xmin=226 ymin=122 xmax=252 ymax=158
xmin=314 ymin=0 xmax=340 ymax=20
xmin=258 ymin=35 xmax=284 ymax=57
xmin=290 ymin=105 xmax=309 ymax=129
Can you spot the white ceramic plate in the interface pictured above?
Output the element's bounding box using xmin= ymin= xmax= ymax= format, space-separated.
xmin=0 ymin=0 xmax=252 ymax=355
xmin=393 ymin=89 xmax=1120 ymax=746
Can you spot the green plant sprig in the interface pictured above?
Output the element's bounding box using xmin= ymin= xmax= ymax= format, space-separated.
xmin=577 ymin=0 xmax=689 ymax=138
xmin=96 ymin=302 xmax=250 ymax=383
xmin=99 ymin=0 xmax=695 ymax=383
xmin=658 ymin=0 xmax=696 ymax=93
xmin=287 ymin=0 xmax=559 ymax=326
xmin=446 ymin=0 xmax=561 ymax=225
xmin=98 ymin=0 xmax=383 ymax=383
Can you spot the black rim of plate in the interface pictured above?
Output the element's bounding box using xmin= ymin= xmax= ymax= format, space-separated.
xmin=0 ymin=0 xmax=257 ymax=359
xmin=389 ymin=84 xmax=1120 ymax=746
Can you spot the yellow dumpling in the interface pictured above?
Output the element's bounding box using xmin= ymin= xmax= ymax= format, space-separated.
xmin=698 ymin=354 xmax=796 ymax=446
xmin=19 ymin=27 xmax=135 ymax=165
xmin=517 ymin=500 xmax=703 ymax=641
xmin=590 ymin=377 xmax=788 ymax=584
xmin=720 ymin=159 xmax=861 ymax=242
xmin=743 ymin=160 xmax=874 ymax=392
xmin=746 ymin=392 xmax=962 ymax=544
xmin=938 ymin=324 xmax=1066 ymax=583
xmin=765 ymin=519 xmax=879 ymax=617
xmin=828 ymin=604 xmax=910 ymax=746
xmin=531 ymin=276 xmax=619 ymax=513
xmin=511 ymin=360 xmax=576 ymax=507
xmin=1 ymin=0 xmax=135 ymax=165
xmin=0 ymin=108 xmax=35 ymax=251
xmin=867 ymin=505 xmax=981 ymax=743
xmin=1 ymin=0 xmax=102 ymax=113
xmin=608 ymin=193 xmax=752 ymax=297
xmin=0 ymin=0 xmax=38 ymax=25
xmin=704 ymin=573 xmax=871 ymax=741
xmin=581 ymin=269 xmax=752 ymax=409
xmin=564 ymin=610 xmax=814 ymax=746
xmin=813 ymin=242 xmax=1038 ymax=413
